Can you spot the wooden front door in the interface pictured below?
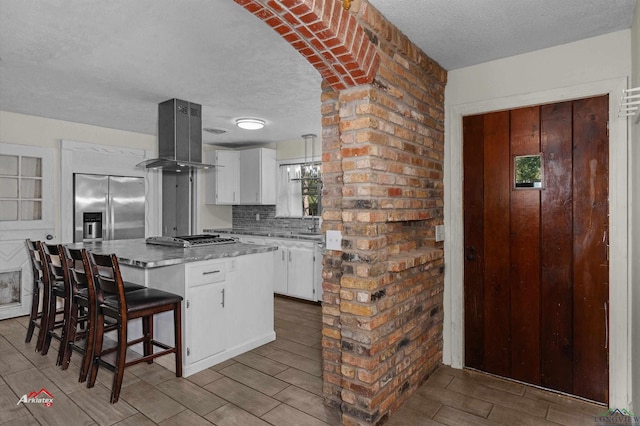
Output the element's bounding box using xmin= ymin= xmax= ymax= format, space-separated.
xmin=463 ymin=95 xmax=609 ymax=403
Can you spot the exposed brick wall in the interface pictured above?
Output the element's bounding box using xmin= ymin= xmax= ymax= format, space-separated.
xmin=235 ymin=1 xmax=446 ymax=424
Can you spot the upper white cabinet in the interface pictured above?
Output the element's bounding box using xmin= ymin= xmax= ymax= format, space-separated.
xmin=205 ymin=150 xmax=240 ymax=205
xmin=206 ymin=148 xmax=275 ymax=205
xmin=240 ymin=148 xmax=276 ymax=205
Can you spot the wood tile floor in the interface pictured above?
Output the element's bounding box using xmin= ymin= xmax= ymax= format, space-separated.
xmin=0 ymin=296 xmax=606 ymax=425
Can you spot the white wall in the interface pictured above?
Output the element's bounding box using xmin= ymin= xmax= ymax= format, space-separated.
xmin=630 ymin=0 xmax=640 ymax=414
xmin=444 ymin=30 xmax=633 ymax=408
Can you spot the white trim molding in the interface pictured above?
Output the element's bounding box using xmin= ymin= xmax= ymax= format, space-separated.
xmin=443 ymin=77 xmax=631 ymax=409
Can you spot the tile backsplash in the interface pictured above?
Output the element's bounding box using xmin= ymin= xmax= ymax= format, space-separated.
xmin=232 ymin=205 xmax=320 ymax=232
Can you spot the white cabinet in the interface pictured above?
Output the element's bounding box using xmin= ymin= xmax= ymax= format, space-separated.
xmin=186 ymin=260 xmax=227 ymax=362
xmin=239 ymin=148 xmax=276 ymax=205
xmin=264 ymin=237 xmax=318 ymax=301
xmin=205 ymin=150 xmax=240 ymax=205
xmin=273 ymin=247 xmax=288 ymax=294
xmin=188 ymin=281 xmax=226 ymax=362
xmin=205 ymin=148 xmax=275 ymax=205
xmin=287 ymin=245 xmax=315 ymax=300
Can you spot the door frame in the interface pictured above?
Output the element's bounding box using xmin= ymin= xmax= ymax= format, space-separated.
xmin=443 ymin=77 xmax=630 ymax=407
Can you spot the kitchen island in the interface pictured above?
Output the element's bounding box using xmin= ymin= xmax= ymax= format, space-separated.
xmin=78 ymin=239 xmax=278 ymax=377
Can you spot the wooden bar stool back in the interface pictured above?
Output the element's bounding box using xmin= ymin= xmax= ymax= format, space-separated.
xmin=59 ymin=246 xmax=97 ymax=381
xmin=39 ymin=243 xmax=71 ymax=365
xmin=87 ymin=252 xmax=183 ymax=404
xmin=25 ymin=239 xmax=47 ymax=352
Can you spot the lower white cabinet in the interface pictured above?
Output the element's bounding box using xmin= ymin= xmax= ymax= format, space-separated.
xmin=265 ymin=237 xmax=319 ymax=301
xmin=186 ymin=260 xmax=227 ymax=363
xmin=286 ymin=245 xmax=315 ymax=300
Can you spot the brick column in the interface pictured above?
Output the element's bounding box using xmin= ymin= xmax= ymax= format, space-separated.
xmin=331 ymin=44 xmax=446 ymax=422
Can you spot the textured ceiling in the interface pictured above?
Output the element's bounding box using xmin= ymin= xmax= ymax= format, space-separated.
xmin=0 ymin=0 xmax=323 ymax=145
xmin=0 ymin=0 xmax=636 ymax=145
xmin=368 ymin=0 xmax=636 ymax=70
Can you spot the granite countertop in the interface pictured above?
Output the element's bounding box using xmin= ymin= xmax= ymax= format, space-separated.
xmin=72 ymin=238 xmax=278 ymax=268
xmin=205 ymin=228 xmax=323 ymax=241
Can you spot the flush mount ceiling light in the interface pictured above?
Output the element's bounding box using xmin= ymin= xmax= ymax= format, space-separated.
xmin=236 ymin=118 xmax=265 ymax=130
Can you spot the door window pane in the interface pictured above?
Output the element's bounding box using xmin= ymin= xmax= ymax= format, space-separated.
xmin=21 ymin=157 xmax=42 ymax=177
xmin=20 ymin=201 xmax=42 ymax=220
xmin=0 ymin=155 xmax=19 ymax=176
xmin=20 ymin=179 xmax=42 ymax=198
xmin=0 ymin=201 xmax=18 ymax=221
xmin=0 ymin=178 xmax=19 ymax=198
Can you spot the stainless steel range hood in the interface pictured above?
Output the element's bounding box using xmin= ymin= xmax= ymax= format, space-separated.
xmin=137 ymin=98 xmax=216 ymax=172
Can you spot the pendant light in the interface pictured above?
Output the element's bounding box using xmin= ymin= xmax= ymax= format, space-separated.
xmin=290 ymin=134 xmax=317 ymax=181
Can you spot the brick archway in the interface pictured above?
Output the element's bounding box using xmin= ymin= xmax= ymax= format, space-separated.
xmin=233 ymin=0 xmax=378 ymax=90
xmin=234 ymin=1 xmax=447 ymax=424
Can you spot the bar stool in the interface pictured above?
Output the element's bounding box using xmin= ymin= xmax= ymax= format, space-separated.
xmin=24 ymin=239 xmax=50 ymax=352
xmin=86 ymin=252 xmax=183 ymax=403
xmin=39 ymin=243 xmax=70 ymax=365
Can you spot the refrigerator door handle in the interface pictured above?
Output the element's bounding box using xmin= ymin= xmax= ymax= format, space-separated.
xmin=109 ymin=194 xmax=115 ymax=240
xmin=104 ymin=193 xmax=111 ymax=240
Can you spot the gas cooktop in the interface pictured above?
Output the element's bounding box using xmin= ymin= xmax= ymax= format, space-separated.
xmin=145 ymin=234 xmax=238 ymax=248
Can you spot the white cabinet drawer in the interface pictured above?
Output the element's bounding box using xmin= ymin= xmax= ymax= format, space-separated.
xmin=187 ymin=261 xmax=226 ymax=287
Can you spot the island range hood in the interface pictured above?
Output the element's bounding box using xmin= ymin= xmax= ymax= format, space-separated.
xmin=137 ymin=98 xmax=216 ymax=172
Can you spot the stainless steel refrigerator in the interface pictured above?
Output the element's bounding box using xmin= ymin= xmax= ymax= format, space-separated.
xmin=73 ymin=174 xmax=145 ymax=242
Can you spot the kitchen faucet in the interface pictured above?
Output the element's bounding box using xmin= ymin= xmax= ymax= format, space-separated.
xmin=304 ymin=217 xmax=318 ymax=233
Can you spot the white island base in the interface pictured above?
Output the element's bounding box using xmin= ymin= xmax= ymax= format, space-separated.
xmin=120 ymin=250 xmax=275 ymax=377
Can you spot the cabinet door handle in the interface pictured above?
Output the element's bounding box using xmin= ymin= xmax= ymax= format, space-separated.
xmin=221 ymin=288 xmax=225 ymax=308
xmin=282 ymin=251 xmax=284 ymax=261
xmin=202 ymin=270 xmax=221 ymax=275
xmin=288 ymin=252 xmax=291 ymax=262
